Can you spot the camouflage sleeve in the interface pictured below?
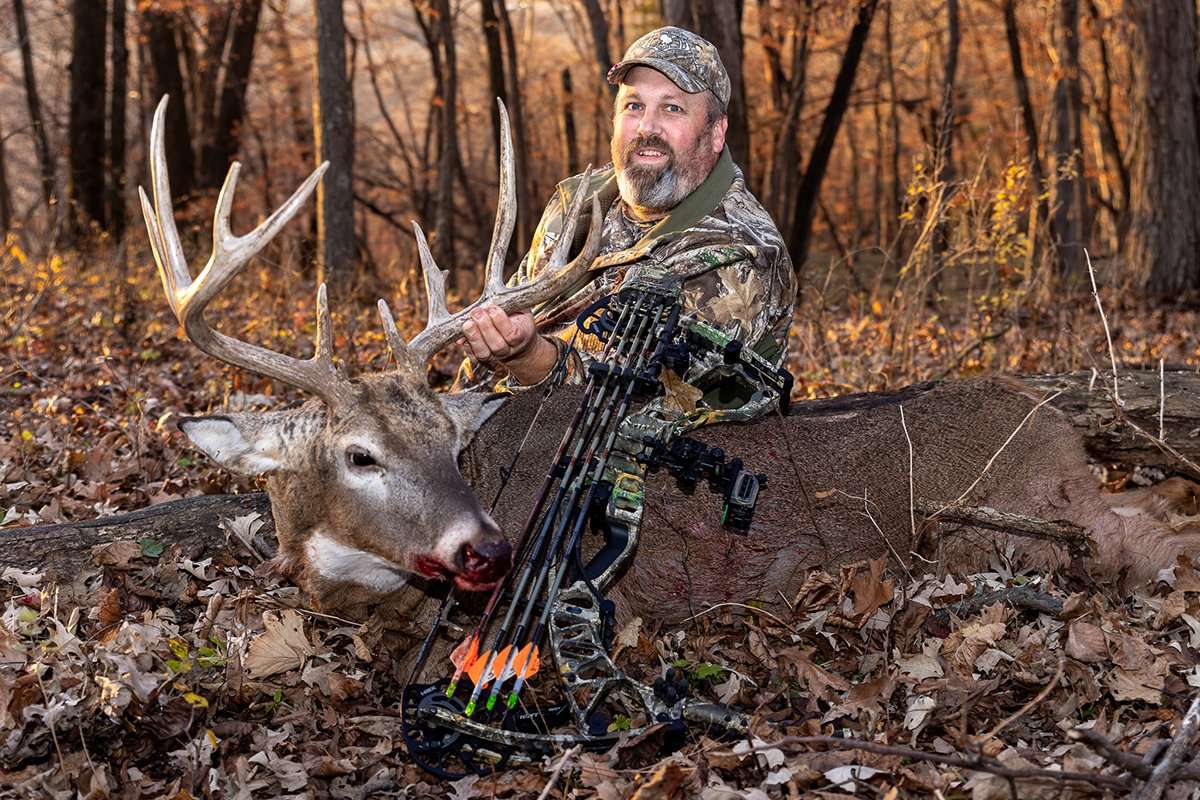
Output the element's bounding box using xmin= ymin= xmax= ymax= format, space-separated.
xmin=624 ymin=243 xmax=795 ymax=418
xmin=660 ymin=243 xmax=795 ymax=365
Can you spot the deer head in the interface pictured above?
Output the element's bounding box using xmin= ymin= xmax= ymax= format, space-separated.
xmin=139 ymin=96 xmax=600 ymax=602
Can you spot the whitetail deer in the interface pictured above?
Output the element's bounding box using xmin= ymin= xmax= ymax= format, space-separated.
xmin=140 ymin=96 xmax=599 ymax=613
xmin=144 ymin=96 xmax=1200 ymax=625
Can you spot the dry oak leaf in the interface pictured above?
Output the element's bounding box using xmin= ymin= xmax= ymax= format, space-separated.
xmin=91 ymin=540 xmax=143 ymax=568
xmin=246 ymin=609 xmax=315 ymax=679
xmin=777 ymin=647 xmax=850 ymax=700
xmin=1066 ymin=621 xmax=1108 ymax=663
xmin=943 ymin=619 xmax=1007 ymax=673
xmin=1105 ymin=657 xmax=1168 ymax=705
xmin=850 ymin=557 xmax=894 ymax=619
xmin=660 ymin=369 xmax=703 ymax=414
xmin=704 ymin=266 xmax=764 ymax=332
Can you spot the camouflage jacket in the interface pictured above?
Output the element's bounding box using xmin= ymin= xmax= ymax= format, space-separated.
xmin=466 ymin=149 xmax=796 ymax=423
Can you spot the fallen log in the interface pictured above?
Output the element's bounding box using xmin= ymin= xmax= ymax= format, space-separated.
xmin=4 ymin=369 xmax=1199 ymax=583
xmin=1 ymin=493 xmax=272 ymax=579
xmin=1025 ymin=367 xmax=1200 ymax=474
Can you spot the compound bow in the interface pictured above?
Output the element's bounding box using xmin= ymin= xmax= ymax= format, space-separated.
xmin=401 ymin=271 xmax=793 ymax=777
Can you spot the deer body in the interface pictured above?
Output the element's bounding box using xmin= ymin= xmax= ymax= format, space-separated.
xmin=461 ymin=379 xmax=1195 ymax=624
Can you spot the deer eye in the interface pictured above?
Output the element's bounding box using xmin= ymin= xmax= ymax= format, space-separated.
xmin=346 ymin=448 xmax=378 ymax=469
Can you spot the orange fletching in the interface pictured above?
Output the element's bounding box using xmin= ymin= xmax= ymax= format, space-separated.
xmin=451 ymin=636 xmax=480 ymax=672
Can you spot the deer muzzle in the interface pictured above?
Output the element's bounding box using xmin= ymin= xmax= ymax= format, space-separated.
xmin=458 ymin=537 xmax=512 ymax=588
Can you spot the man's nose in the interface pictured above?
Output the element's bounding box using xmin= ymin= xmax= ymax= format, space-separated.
xmin=637 ymin=108 xmax=662 ymax=137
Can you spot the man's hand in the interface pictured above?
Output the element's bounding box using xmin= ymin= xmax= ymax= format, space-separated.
xmin=462 ymin=304 xmax=559 ymax=385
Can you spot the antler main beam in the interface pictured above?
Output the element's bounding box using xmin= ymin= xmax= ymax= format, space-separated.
xmin=381 ymin=99 xmax=602 ymax=366
xmin=139 ymin=95 xmax=352 ymax=407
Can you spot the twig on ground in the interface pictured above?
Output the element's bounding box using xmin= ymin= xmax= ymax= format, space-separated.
xmin=976 ymin=658 xmax=1065 ymax=746
xmin=932 ymin=585 xmax=1064 ymax=623
xmin=917 ymin=499 xmax=1092 ymax=558
xmin=537 ymin=745 xmax=582 ymax=800
xmin=1133 ymin=696 xmax=1200 ymax=800
xmin=1068 ymin=728 xmax=1154 ymax=778
xmin=1085 ymin=248 xmax=1121 ymax=407
xmin=724 ymin=735 xmax=1129 ymax=790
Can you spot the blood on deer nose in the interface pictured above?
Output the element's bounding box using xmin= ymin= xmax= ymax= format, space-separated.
xmin=460 ymin=538 xmax=512 ymax=582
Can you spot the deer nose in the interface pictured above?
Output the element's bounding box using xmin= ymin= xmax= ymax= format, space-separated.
xmin=460 ymin=538 xmax=512 ymax=582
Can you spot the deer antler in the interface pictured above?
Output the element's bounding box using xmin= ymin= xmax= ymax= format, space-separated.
xmin=139 ymin=95 xmax=353 ymax=407
xmin=380 ymin=99 xmax=602 ymax=366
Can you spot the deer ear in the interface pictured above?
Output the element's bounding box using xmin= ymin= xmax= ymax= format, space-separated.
xmin=441 ymin=391 xmax=507 ymax=446
xmin=178 ymin=408 xmax=318 ymax=476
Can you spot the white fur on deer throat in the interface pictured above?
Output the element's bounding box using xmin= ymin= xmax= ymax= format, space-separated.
xmin=305 ymin=530 xmax=408 ymax=592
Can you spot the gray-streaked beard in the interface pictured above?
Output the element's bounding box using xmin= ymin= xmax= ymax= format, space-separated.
xmin=612 ymin=131 xmax=714 ymax=214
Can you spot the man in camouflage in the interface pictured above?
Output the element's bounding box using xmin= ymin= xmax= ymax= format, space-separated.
xmin=461 ymin=26 xmax=795 ymax=419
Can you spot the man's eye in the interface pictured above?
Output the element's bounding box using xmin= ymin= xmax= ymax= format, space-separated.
xmin=347 ymin=449 xmax=378 ymax=468
xmin=626 ymin=102 xmax=643 ymax=111
xmin=666 ymin=104 xmax=682 ymax=113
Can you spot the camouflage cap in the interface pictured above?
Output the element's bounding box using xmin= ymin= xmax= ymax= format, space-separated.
xmin=607 ymin=27 xmax=731 ymax=111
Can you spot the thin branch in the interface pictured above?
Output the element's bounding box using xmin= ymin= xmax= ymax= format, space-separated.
xmin=1085 ymin=248 xmax=1121 ymax=407
xmin=726 ymin=735 xmax=1129 ymax=790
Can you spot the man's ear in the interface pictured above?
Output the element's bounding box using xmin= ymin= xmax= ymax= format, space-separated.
xmin=441 ymin=391 xmax=508 ymax=447
xmin=711 ymin=116 xmax=729 ymax=156
xmin=178 ymin=407 xmax=322 ymax=477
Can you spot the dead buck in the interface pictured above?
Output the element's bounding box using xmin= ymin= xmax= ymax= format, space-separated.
xmin=143 ymin=96 xmax=1200 ymax=625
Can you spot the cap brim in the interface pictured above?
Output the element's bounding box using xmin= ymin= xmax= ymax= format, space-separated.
xmin=607 ymin=58 xmax=708 ymax=96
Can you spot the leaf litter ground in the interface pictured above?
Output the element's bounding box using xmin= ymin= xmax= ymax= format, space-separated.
xmin=5 ymin=245 xmax=1200 ymax=797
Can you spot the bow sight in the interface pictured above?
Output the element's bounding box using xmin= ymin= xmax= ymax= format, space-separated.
xmin=401 ymin=278 xmax=791 ymax=778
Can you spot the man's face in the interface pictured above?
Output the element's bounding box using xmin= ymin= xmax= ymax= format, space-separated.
xmin=611 ymin=66 xmax=728 ymax=213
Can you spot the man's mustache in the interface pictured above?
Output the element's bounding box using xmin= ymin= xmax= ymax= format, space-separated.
xmin=622 ymin=135 xmax=675 ymax=165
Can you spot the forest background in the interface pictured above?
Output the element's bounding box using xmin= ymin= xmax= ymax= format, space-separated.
xmin=5 ymin=2 xmax=1200 ymax=796
xmin=3 ymin=0 xmax=1200 ymax=531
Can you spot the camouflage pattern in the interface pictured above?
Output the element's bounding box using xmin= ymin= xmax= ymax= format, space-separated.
xmin=607 ymin=26 xmax=732 ymax=110
xmin=478 ymin=147 xmax=796 ymax=424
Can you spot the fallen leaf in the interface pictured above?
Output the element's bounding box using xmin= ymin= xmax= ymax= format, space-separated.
xmin=1066 ymin=621 xmax=1108 ymax=662
xmin=246 ymin=610 xmax=315 ymax=679
xmin=660 ymin=369 xmax=703 ymax=414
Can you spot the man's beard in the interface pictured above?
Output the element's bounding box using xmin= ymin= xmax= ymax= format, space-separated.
xmin=611 ymin=131 xmax=715 ymax=213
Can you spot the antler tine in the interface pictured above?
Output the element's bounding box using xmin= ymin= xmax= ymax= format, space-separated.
xmin=405 ymin=167 xmax=602 ymax=362
xmin=482 ymin=99 xmax=516 ymax=298
xmin=139 ymin=94 xmax=349 ymax=406
xmin=376 ymin=299 xmax=424 ymax=376
xmin=412 ymin=221 xmax=452 ymax=325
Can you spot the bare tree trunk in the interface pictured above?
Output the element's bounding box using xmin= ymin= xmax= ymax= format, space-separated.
xmin=481 ymin=0 xmax=508 ymax=164
xmin=201 ymin=0 xmax=265 ymax=189
xmin=109 ymin=0 xmax=127 ymax=244
xmin=561 ymin=68 xmax=580 ymax=176
xmin=12 ymin=0 xmax=56 ymax=213
xmin=1124 ymin=0 xmax=1200 ymax=294
xmin=312 ymin=0 xmax=356 ymax=295
xmin=788 ymin=0 xmax=880 ymax=272
xmin=765 ymin=0 xmax=811 ymax=228
xmin=432 ymin=0 xmax=460 ymax=285
xmin=885 ymin=1 xmax=901 ymax=233
xmin=1085 ymin=0 xmax=1129 ymax=251
xmin=142 ymin=8 xmax=195 ymax=200
xmin=1003 ymin=0 xmax=1051 ymax=277
xmin=494 ymin=0 xmax=534 ymax=252
xmin=662 ymin=0 xmax=749 ymax=175
xmin=1052 ymin=0 xmax=1086 ymax=273
xmin=930 ymin=0 xmax=959 ymax=274
xmin=0 ymin=121 xmax=12 ymax=236
xmin=68 ymin=0 xmax=108 ymax=234
xmin=579 ymin=0 xmax=614 ymax=96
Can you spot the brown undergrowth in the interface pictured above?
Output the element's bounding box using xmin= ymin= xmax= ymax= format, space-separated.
xmin=3 ymin=232 xmax=1200 ymax=797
